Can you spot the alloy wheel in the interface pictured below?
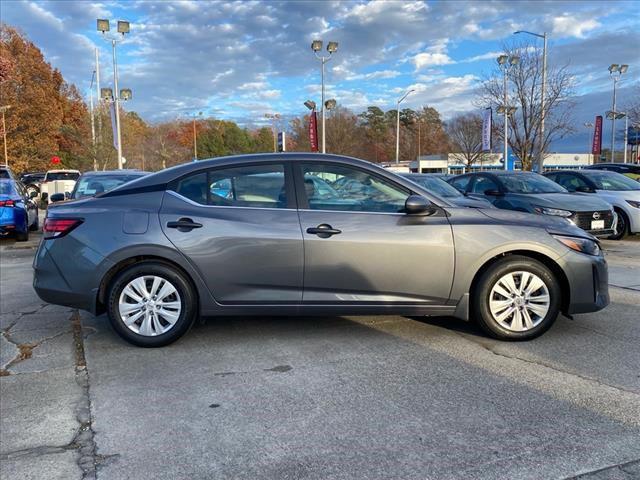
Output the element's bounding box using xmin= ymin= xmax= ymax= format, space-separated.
xmin=488 ymin=271 xmax=550 ymax=332
xmin=118 ymin=275 xmax=182 ymax=336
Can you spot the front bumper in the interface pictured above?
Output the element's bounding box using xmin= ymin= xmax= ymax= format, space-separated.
xmin=562 ymin=250 xmax=609 ymax=315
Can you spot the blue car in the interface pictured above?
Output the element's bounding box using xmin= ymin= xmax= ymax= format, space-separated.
xmin=0 ymin=178 xmax=39 ymax=241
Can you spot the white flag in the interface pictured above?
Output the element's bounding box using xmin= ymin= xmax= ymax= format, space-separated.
xmin=482 ymin=107 xmax=492 ymax=151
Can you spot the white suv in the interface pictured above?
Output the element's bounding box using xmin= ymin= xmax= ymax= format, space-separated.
xmin=40 ymin=169 xmax=80 ymax=204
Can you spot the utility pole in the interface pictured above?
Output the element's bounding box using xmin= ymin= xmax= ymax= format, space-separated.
xmin=0 ymin=105 xmax=10 ymax=167
xmin=89 ymin=71 xmax=97 ymax=171
xmin=395 ymin=89 xmax=414 ymax=164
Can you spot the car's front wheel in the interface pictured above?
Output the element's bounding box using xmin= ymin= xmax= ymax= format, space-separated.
xmin=608 ymin=208 xmax=628 ymax=240
xmin=472 ymin=255 xmax=561 ymax=340
xmin=106 ymin=262 xmax=197 ymax=347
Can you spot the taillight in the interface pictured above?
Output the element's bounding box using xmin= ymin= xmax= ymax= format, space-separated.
xmin=43 ymin=218 xmax=83 ymax=239
xmin=0 ymin=199 xmax=15 ymax=207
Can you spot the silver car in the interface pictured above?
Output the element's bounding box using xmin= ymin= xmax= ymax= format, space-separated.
xmin=34 ymin=154 xmax=609 ymax=347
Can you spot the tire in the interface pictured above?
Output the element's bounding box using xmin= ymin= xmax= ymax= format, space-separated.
xmin=608 ymin=208 xmax=628 ymax=240
xmin=106 ymin=262 xmax=197 ymax=347
xmin=15 ymin=229 xmax=29 ymax=242
xmin=471 ymin=255 xmax=561 ymax=341
xmin=29 ymin=209 xmax=39 ymax=231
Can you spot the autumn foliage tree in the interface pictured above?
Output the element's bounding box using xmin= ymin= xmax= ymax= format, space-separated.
xmin=0 ymin=24 xmax=91 ymax=173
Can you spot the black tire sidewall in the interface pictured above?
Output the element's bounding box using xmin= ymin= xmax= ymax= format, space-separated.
xmin=107 ymin=262 xmax=197 ymax=347
xmin=473 ymin=256 xmax=561 ymax=340
xmin=609 ymin=209 xmax=628 ymax=240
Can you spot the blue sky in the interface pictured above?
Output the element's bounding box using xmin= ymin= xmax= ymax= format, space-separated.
xmin=2 ymin=0 xmax=639 ymax=152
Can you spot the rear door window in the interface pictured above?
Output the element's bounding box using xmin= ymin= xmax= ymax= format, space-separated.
xmin=449 ymin=175 xmax=472 ymax=193
xmin=174 ymin=164 xmax=289 ymax=209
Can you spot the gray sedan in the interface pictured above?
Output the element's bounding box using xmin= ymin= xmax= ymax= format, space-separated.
xmin=34 ymin=154 xmax=608 ymax=347
xmin=398 ymin=173 xmax=494 ymax=208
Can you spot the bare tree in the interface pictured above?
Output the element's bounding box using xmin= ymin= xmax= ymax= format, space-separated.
xmin=446 ymin=113 xmax=485 ymax=171
xmin=478 ymin=41 xmax=576 ymax=170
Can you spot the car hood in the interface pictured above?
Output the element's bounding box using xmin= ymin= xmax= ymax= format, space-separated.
xmin=478 ymin=208 xmax=592 ymax=238
xmin=450 ymin=196 xmax=495 ymax=208
xmin=509 ymin=192 xmax=612 ymax=211
xmin=596 ymin=189 xmax=640 ymax=201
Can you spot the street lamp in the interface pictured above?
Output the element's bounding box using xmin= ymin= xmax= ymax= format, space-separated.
xmin=607 ymin=110 xmax=628 ymax=163
xmin=311 ymin=39 xmax=338 ymax=153
xmin=192 ymin=111 xmax=203 ymax=161
xmin=265 ymin=113 xmax=281 ymax=153
xmin=0 ymin=105 xmax=11 ymax=167
xmin=514 ymin=30 xmax=547 ymax=172
xmin=97 ymin=18 xmax=131 ymax=169
xmin=497 ymin=54 xmax=519 ymax=170
xmin=395 ymin=89 xmax=414 ymax=164
xmin=304 ymin=100 xmax=316 ymax=111
xmin=608 ymin=63 xmax=629 ymax=162
xmin=583 ymin=122 xmax=594 ymax=157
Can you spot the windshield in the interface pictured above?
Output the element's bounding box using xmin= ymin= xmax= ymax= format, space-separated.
xmin=582 ymin=171 xmax=640 ymax=191
xmin=46 ymin=172 xmax=80 ymax=181
xmin=403 ymin=175 xmax=462 ymax=198
xmin=0 ymin=179 xmax=17 ymax=196
xmin=500 ymin=173 xmax=567 ymax=194
xmin=72 ymin=174 xmax=144 ymax=199
xmin=0 ymin=170 xmax=10 ymax=179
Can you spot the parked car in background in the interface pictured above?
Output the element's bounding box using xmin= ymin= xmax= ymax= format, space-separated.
xmin=0 ymin=178 xmax=39 ymax=241
xmin=35 ymin=153 xmax=609 ymax=347
xmin=20 ymin=172 xmax=46 ymax=198
xmin=447 ymin=171 xmax=616 ymax=237
xmin=544 ymin=169 xmax=640 ymax=239
xmin=51 ymin=169 xmax=150 ymax=202
xmin=40 ymin=169 xmax=80 ymax=204
xmin=0 ymin=166 xmax=16 ymax=180
xmin=584 ymin=163 xmax=640 ymax=181
xmin=399 ymin=173 xmax=494 ymax=208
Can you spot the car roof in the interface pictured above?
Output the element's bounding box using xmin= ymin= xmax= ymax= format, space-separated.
xmin=46 ymin=169 xmax=80 ymax=173
xmin=79 ymin=169 xmax=149 ymax=177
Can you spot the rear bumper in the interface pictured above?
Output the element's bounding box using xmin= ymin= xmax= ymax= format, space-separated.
xmin=32 ymin=238 xmax=110 ymax=314
xmin=563 ymin=250 xmax=609 ymax=315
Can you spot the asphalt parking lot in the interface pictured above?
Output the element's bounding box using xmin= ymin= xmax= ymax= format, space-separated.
xmin=1 ymin=228 xmax=639 ymax=480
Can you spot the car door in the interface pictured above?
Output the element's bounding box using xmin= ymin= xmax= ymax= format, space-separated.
xmin=160 ymin=162 xmax=304 ymax=304
xmin=294 ymin=162 xmax=454 ymax=305
xmin=467 ymin=174 xmax=500 ymax=202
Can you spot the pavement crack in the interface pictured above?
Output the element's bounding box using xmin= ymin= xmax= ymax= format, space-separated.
xmin=1 ymin=330 xmax=71 ymax=374
xmin=564 ymin=458 xmax=640 ymax=479
xmin=70 ymin=310 xmax=101 ymax=479
xmin=457 ymin=332 xmax=640 ymax=397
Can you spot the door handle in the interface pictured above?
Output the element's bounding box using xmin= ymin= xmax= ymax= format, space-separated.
xmin=167 ymin=218 xmax=203 ymax=232
xmin=306 ymin=224 xmax=342 ymax=238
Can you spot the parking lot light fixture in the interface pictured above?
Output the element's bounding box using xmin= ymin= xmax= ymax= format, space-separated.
xmin=608 ymin=63 xmax=629 ymax=162
xmin=304 ymin=100 xmax=317 ymax=110
xmin=0 ymin=105 xmax=11 ymax=167
xmin=395 ymin=89 xmax=414 ymax=164
xmin=265 ymin=113 xmax=281 ymax=152
xmin=311 ymin=39 xmax=338 ymax=153
xmin=324 ymin=99 xmax=337 ymax=111
xmin=497 ymin=55 xmax=508 ymax=65
xmin=119 ymin=89 xmax=132 ymax=101
xmin=97 ymin=17 xmax=131 ymax=169
xmin=497 ymin=54 xmax=519 ymax=170
xmin=101 ymin=88 xmax=114 ymax=101
xmin=97 ymin=19 xmax=110 ymax=33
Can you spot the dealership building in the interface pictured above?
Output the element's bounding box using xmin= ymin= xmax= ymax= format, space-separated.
xmin=401 ymin=153 xmax=595 ymax=174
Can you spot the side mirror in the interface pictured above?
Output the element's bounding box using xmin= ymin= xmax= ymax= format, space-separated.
xmin=29 ymin=190 xmax=38 ymax=199
xmin=50 ymin=193 xmax=65 ymax=203
xmin=576 ymin=186 xmax=594 ymax=193
xmin=404 ymin=195 xmax=436 ymax=215
xmin=484 ymin=189 xmax=503 ymax=197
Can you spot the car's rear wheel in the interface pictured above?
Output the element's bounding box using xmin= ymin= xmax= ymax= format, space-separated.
xmin=608 ymin=208 xmax=628 ymax=240
xmin=106 ymin=262 xmax=197 ymax=347
xmin=29 ymin=209 xmax=39 ymax=231
xmin=472 ymin=255 xmax=561 ymax=340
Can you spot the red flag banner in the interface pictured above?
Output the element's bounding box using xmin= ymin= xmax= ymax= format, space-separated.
xmin=309 ymin=110 xmax=318 ymax=152
xmin=592 ymin=115 xmax=602 ymax=156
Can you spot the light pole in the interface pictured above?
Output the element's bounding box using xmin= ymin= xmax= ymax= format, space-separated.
xmin=395 ymin=89 xmax=414 ymax=164
xmin=89 ymin=71 xmax=97 ymax=170
xmin=0 ymin=105 xmax=10 ymax=167
xmin=514 ymin=31 xmax=547 ymax=172
xmin=97 ymin=19 xmax=131 ymax=169
xmin=497 ymin=54 xmax=519 ymax=170
xmin=265 ymin=113 xmax=281 ymax=152
xmin=583 ymin=122 xmax=594 ymax=159
xmin=192 ymin=112 xmax=202 ymax=161
xmin=608 ymin=64 xmax=629 ymax=162
xmin=311 ymin=40 xmax=338 ymax=154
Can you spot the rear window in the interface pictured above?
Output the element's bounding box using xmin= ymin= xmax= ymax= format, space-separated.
xmin=0 ymin=180 xmax=17 ymax=195
xmin=46 ymin=172 xmax=80 ymax=181
xmin=0 ymin=169 xmax=10 ymax=180
xmin=73 ymin=174 xmax=145 ymax=199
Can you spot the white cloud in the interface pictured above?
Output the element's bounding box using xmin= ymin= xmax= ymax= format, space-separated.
xmin=552 ymin=15 xmax=600 ymax=38
xmin=413 ymin=52 xmax=454 ymax=69
xmin=346 ymin=70 xmax=401 ymax=81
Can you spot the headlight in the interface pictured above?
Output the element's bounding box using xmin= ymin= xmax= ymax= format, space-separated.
xmin=552 ymin=234 xmax=601 ymax=256
xmin=626 ymin=200 xmax=640 ymax=209
xmin=534 ymin=206 xmax=573 ymax=217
